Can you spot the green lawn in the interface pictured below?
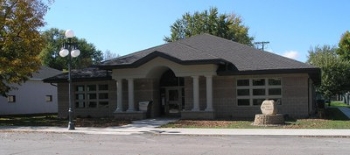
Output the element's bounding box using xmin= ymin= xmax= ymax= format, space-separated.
xmin=0 ymin=115 xmax=66 ymax=127
xmin=0 ymin=115 xmax=131 ymax=127
xmin=329 ymin=101 xmax=350 ymax=107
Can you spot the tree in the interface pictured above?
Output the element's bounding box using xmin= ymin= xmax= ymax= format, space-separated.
xmin=337 ymin=31 xmax=350 ymax=60
xmin=164 ymin=7 xmax=254 ymax=46
xmin=0 ymin=0 xmax=51 ymax=96
xmin=103 ymin=50 xmax=118 ymax=61
xmin=40 ymin=28 xmax=103 ymax=70
xmin=307 ymin=45 xmax=350 ymax=99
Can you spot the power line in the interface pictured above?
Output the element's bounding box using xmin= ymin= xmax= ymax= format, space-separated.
xmin=254 ymin=41 xmax=270 ymax=51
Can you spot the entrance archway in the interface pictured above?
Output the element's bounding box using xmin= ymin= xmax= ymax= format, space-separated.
xmin=159 ymin=69 xmax=184 ymax=117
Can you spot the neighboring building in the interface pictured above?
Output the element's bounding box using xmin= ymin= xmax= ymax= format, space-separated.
xmin=44 ymin=34 xmax=321 ymax=119
xmin=0 ymin=66 xmax=62 ymax=115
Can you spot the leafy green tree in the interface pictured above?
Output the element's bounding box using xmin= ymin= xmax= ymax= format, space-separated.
xmin=164 ymin=7 xmax=254 ymax=46
xmin=40 ymin=28 xmax=103 ymax=70
xmin=0 ymin=0 xmax=51 ymax=96
xmin=307 ymin=45 xmax=350 ymax=99
xmin=337 ymin=31 xmax=350 ymax=60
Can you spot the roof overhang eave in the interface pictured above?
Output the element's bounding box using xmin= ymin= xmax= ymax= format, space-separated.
xmin=43 ymin=76 xmax=113 ymax=83
xmin=217 ymin=68 xmax=321 ymax=84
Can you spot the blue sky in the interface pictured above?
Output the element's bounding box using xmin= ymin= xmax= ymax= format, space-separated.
xmin=43 ymin=0 xmax=350 ymax=62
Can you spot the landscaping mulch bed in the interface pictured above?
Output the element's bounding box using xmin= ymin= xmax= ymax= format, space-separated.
xmin=75 ymin=118 xmax=131 ymax=127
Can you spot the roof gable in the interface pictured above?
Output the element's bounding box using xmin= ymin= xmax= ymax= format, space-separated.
xmin=31 ymin=66 xmax=62 ymax=80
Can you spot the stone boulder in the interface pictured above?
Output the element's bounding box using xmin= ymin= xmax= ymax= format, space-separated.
xmin=260 ymin=100 xmax=277 ymax=115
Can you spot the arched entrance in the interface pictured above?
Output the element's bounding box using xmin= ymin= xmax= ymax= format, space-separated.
xmin=159 ymin=69 xmax=184 ymax=117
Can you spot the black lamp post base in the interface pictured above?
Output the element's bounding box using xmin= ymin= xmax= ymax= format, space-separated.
xmin=68 ymin=122 xmax=75 ymax=130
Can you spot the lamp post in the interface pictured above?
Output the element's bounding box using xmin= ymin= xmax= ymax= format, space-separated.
xmin=59 ymin=30 xmax=80 ymax=130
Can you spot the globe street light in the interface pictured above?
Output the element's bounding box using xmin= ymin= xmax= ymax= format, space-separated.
xmin=59 ymin=29 xmax=80 ymax=130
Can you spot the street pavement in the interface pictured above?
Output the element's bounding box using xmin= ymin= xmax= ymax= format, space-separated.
xmin=1 ymin=107 xmax=350 ymax=137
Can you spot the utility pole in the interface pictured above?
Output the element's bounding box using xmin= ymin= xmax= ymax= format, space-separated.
xmin=254 ymin=41 xmax=270 ymax=51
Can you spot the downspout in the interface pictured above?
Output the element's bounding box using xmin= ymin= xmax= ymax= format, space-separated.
xmin=307 ymin=78 xmax=310 ymax=116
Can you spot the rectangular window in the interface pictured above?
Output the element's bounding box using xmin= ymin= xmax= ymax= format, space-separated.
xmin=88 ymin=93 xmax=97 ymax=100
xmin=74 ymin=84 xmax=109 ymax=109
xmin=76 ymin=94 xmax=85 ymax=100
xmin=8 ymin=95 xmax=16 ymax=103
xmin=75 ymin=101 xmax=85 ymax=108
xmin=88 ymin=102 xmax=97 ymax=108
xmin=268 ymin=78 xmax=281 ymax=86
xmin=87 ymin=85 xmax=96 ymax=91
xmin=99 ymin=93 xmax=108 ymax=99
xmin=99 ymin=84 xmax=108 ymax=91
xmin=253 ymin=89 xmax=265 ymax=96
xmin=46 ymin=95 xmax=53 ymax=102
xmin=237 ymin=89 xmax=250 ymax=96
xmin=76 ymin=85 xmax=85 ymax=92
xmin=253 ymin=99 xmax=265 ymax=106
xmin=237 ymin=79 xmax=249 ymax=86
xmin=237 ymin=78 xmax=282 ymax=106
xmin=252 ymin=79 xmax=265 ymax=86
xmin=237 ymin=99 xmax=250 ymax=106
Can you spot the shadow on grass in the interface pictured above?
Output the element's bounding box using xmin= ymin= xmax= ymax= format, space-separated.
xmin=324 ymin=107 xmax=349 ymax=120
xmin=0 ymin=115 xmax=67 ymax=127
xmin=0 ymin=114 xmax=131 ymax=127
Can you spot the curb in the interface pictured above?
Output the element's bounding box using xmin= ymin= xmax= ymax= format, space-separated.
xmin=2 ymin=127 xmax=350 ymax=138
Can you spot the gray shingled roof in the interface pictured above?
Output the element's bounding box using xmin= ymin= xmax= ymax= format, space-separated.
xmin=44 ymin=34 xmax=320 ymax=83
xmin=31 ymin=66 xmax=62 ymax=80
xmin=99 ymin=34 xmax=318 ymax=72
xmin=43 ymin=67 xmax=112 ymax=83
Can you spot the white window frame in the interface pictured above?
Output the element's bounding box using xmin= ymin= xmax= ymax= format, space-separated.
xmin=236 ymin=78 xmax=282 ymax=106
xmin=46 ymin=95 xmax=53 ymax=102
xmin=8 ymin=95 xmax=16 ymax=103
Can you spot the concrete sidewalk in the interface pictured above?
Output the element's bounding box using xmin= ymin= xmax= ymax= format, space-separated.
xmin=1 ymin=118 xmax=350 ymax=137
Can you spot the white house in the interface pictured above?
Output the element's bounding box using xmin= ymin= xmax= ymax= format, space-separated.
xmin=0 ymin=66 xmax=62 ymax=115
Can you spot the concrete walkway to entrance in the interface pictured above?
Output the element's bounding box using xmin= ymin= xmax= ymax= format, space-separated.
xmin=117 ymin=118 xmax=179 ymax=130
xmin=1 ymin=117 xmax=350 ymax=137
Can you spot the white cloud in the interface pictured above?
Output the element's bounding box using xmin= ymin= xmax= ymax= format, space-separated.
xmin=265 ymin=49 xmax=273 ymax=53
xmin=283 ymin=51 xmax=299 ymax=59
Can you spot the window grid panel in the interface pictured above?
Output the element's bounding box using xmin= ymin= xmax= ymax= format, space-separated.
xmin=236 ymin=78 xmax=282 ymax=106
xmin=74 ymin=84 xmax=109 ymax=108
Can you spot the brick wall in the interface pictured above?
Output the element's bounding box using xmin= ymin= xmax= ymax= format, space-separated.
xmin=134 ymin=78 xmax=160 ymax=118
xmin=183 ymin=74 xmax=312 ymax=119
xmin=281 ymin=75 xmax=309 ymax=118
xmin=57 ymin=80 xmax=117 ymax=118
xmin=57 ymin=73 xmax=313 ymax=119
xmin=57 ymin=83 xmax=68 ymax=118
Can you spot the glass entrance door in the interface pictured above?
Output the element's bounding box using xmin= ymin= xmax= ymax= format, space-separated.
xmin=165 ymin=87 xmax=182 ymax=115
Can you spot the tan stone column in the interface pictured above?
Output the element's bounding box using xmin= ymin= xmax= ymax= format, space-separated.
xmin=205 ymin=75 xmax=213 ymax=111
xmin=127 ymin=78 xmax=135 ymax=112
xmin=114 ymin=79 xmax=123 ymax=112
xmin=192 ymin=76 xmax=199 ymax=111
